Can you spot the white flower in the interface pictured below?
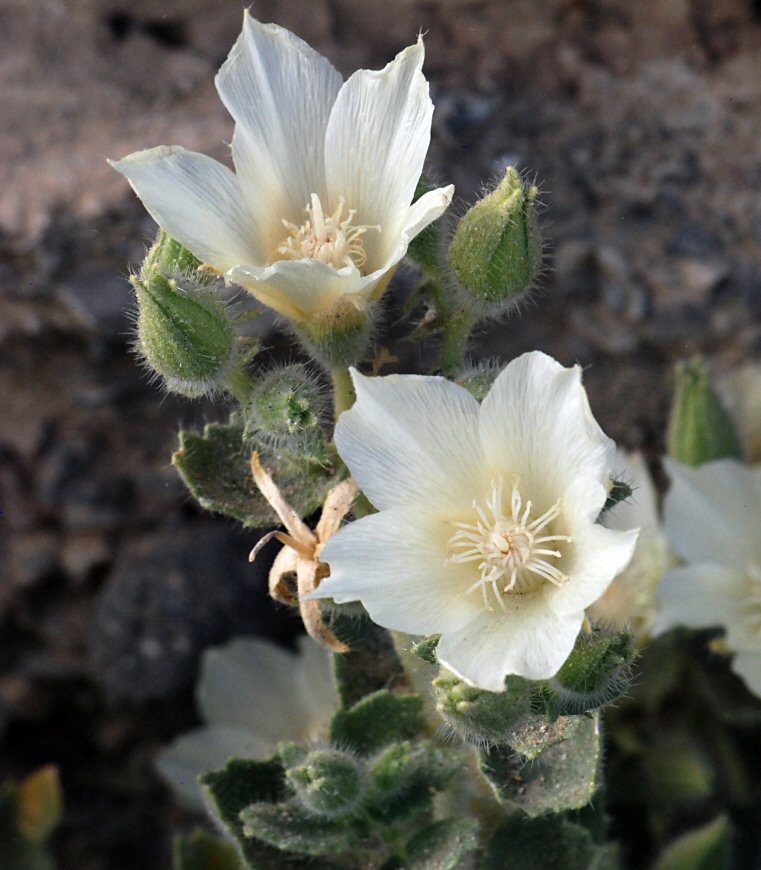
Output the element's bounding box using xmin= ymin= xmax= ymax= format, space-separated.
xmin=654 ymin=459 xmax=761 ymax=697
xmin=718 ymin=364 xmax=761 ymax=462
xmin=156 ymin=636 xmax=338 ymax=811
xmin=312 ymin=351 xmax=638 ymax=691
xmin=109 ymin=11 xmax=453 ymax=323
xmin=588 ymin=451 xmax=673 ymax=637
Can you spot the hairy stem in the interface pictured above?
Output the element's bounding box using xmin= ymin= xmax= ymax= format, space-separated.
xmin=438 ymin=305 xmax=476 ymax=375
xmin=331 ymin=367 xmax=355 ymax=421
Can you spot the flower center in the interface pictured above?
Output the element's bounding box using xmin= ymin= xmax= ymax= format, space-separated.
xmin=447 ymin=478 xmax=574 ymax=611
xmin=276 ymin=193 xmax=380 ymax=271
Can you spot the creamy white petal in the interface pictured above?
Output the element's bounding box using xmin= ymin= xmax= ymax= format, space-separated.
xmin=228 ymin=258 xmax=376 ymax=321
xmin=664 ymin=459 xmax=761 ymax=570
xmin=291 ymin=636 xmax=340 ymax=737
xmin=731 ymin=651 xmax=761 ymax=698
xmin=437 ymin=604 xmax=584 ymax=690
xmin=717 ymin=364 xmax=761 ymax=462
xmin=334 ymin=369 xmax=486 ymax=513
xmin=316 ymin=508 xmax=483 ymax=634
xmin=325 ymin=37 xmax=433 ymax=269
xmin=197 ymin=638 xmax=316 ymax=742
xmin=109 ymin=146 xmax=260 ymax=269
xmin=550 ymin=514 xmax=638 ymax=617
xmin=479 ymin=352 xmax=616 ymax=513
xmin=156 ymin=725 xmax=273 ymax=811
xmin=216 ymin=11 xmax=343 ymax=249
xmin=652 ymin=563 xmax=745 ymax=635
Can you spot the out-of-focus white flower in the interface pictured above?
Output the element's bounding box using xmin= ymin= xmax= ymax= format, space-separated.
xmin=312 ymin=352 xmax=638 ymax=691
xmin=110 ymin=11 xmax=452 ymax=323
xmin=654 ymin=459 xmax=761 ymax=697
xmin=156 ymin=636 xmax=338 ymax=811
xmin=588 ymin=451 xmax=673 ymax=638
xmin=717 ymin=364 xmax=761 ymax=462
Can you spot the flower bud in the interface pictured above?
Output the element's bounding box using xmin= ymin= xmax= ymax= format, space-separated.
xmin=541 ymin=627 xmax=637 ymax=718
xmin=432 ymin=672 xmax=533 ymax=745
xmin=284 ymin=748 xmax=366 ymax=819
xmin=667 ymin=357 xmax=744 ymax=466
xmin=455 ymin=360 xmax=502 ymax=402
xmin=244 ymin=364 xmax=328 ymax=460
xmin=133 ymin=232 xmax=238 ymax=398
xmin=448 ymin=166 xmax=541 ymax=314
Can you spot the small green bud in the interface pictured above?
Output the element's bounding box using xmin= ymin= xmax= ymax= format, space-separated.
xmin=244 ymin=363 xmax=328 ymax=460
xmin=406 ymin=175 xmax=443 ymax=277
xmin=667 ymin=357 xmax=744 ymax=466
xmin=541 ymin=627 xmax=637 ymax=718
xmin=133 ymin=232 xmax=239 ymax=398
xmin=448 ymin=166 xmax=541 ymax=313
xmin=433 ymin=672 xmax=533 ymax=745
xmin=455 ymin=360 xmax=502 ymax=401
xmin=285 ymin=748 xmax=366 ymax=820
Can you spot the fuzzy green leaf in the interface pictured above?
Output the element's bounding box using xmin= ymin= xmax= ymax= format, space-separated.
xmin=400 ymin=818 xmax=480 ymax=870
xmin=239 ymin=801 xmax=357 ymax=858
xmin=172 ymin=830 xmax=242 ymax=870
xmin=330 ymin=611 xmax=405 ymax=708
xmin=173 ymin=415 xmax=336 ymax=527
xmin=329 ymin=691 xmax=426 ymax=756
xmin=480 ymin=712 xmax=601 ymax=816
xmin=482 ymin=815 xmax=600 ymax=870
xmin=653 ymin=815 xmax=731 ymax=870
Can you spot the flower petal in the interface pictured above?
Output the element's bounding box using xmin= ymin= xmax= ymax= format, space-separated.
xmin=479 ymin=352 xmax=616 ymax=513
xmin=156 ymin=725 xmax=273 ymax=811
xmin=664 ymin=459 xmax=761 ymax=571
xmin=216 ymin=12 xmax=343 ymax=250
xmin=316 ymin=507 xmax=483 ymax=635
xmin=334 ymin=369 xmax=486 ymax=513
xmin=731 ymin=650 xmax=761 ymax=698
xmin=652 ymin=563 xmax=745 ymax=636
xmin=109 ymin=146 xmax=260 ymax=270
xmin=228 ymin=258 xmax=371 ymax=320
xmin=292 ymin=636 xmax=341 ymax=736
xmin=197 ymin=638 xmax=319 ymax=742
xmin=437 ymin=604 xmax=584 ymax=690
xmin=324 ymin=37 xmax=433 ymax=270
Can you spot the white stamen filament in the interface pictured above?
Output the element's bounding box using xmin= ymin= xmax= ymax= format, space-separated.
xmin=276 ymin=193 xmax=380 ymax=271
xmin=447 ymin=478 xmax=574 ymax=611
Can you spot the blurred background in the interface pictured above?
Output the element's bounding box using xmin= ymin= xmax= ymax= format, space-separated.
xmin=2 ymin=1 xmax=761 ymax=867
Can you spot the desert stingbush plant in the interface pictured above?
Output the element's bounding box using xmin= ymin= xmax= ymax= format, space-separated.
xmin=109 ymin=10 xmax=760 ymax=870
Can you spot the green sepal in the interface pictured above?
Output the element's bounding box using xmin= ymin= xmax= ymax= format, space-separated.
xmin=172 ymin=414 xmax=336 ymax=527
xmin=411 ymin=635 xmax=441 ymax=665
xmin=239 ymin=801 xmax=357 ymax=858
xmin=455 ymin=361 xmax=502 ymax=402
xmin=387 ymin=818 xmax=480 ymax=870
xmin=150 ymin=230 xmax=205 ymax=276
xmin=482 ymin=816 xmax=602 ymax=870
xmin=540 ymin=628 xmax=637 ymax=719
xmin=667 ymin=357 xmax=744 ymax=466
xmin=653 ymin=815 xmax=731 ymax=870
xmin=479 ymin=712 xmax=601 ymax=816
xmin=599 ymin=478 xmax=634 ymax=519
xmin=172 ymin=829 xmax=242 ymax=870
xmin=329 ymin=690 xmax=427 ymax=756
xmin=329 ymin=611 xmax=405 ymax=708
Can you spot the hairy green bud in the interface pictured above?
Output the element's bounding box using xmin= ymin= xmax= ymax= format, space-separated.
xmin=433 ymin=672 xmax=533 ymax=745
xmin=667 ymin=357 xmax=744 ymax=466
xmin=455 ymin=360 xmax=502 ymax=402
xmin=540 ymin=627 xmax=637 ymax=718
xmin=293 ymin=298 xmax=375 ymax=369
xmin=448 ymin=166 xmax=541 ymax=314
xmin=284 ymin=748 xmax=365 ymax=820
xmin=133 ymin=231 xmax=240 ymax=398
xmin=244 ymin=363 xmax=328 ymax=460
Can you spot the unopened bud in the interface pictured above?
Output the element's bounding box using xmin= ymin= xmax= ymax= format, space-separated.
xmin=433 ymin=672 xmax=533 ymax=744
xmin=133 ymin=232 xmax=238 ymax=398
xmin=285 ymin=748 xmax=365 ymax=819
xmin=541 ymin=627 xmax=636 ymax=718
xmin=455 ymin=360 xmax=502 ymax=402
xmin=244 ymin=364 xmax=327 ymax=460
xmin=448 ymin=166 xmax=541 ymax=313
xmin=667 ymin=357 xmax=744 ymax=466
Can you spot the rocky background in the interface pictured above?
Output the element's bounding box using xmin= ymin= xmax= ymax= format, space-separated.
xmin=1 ymin=0 xmax=760 ymax=866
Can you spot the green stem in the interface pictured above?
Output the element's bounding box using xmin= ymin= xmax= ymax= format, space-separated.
xmin=225 ymin=368 xmax=254 ymax=404
xmin=331 ymin=367 xmax=355 ymax=420
xmin=438 ymin=306 xmax=476 ymax=375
